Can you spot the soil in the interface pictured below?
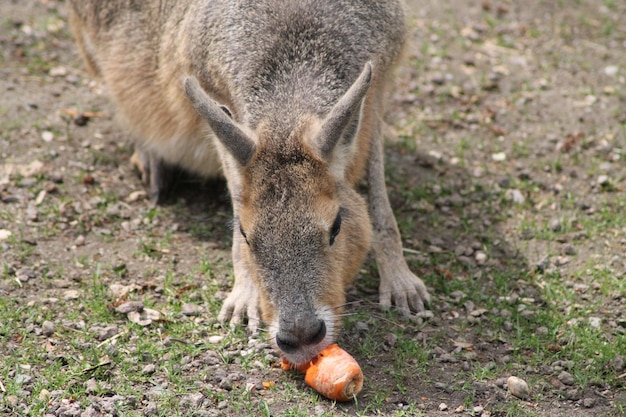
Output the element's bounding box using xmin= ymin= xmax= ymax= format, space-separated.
xmin=1 ymin=0 xmax=625 ymax=416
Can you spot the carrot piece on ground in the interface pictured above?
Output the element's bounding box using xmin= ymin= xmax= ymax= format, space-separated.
xmin=281 ymin=344 xmax=363 ymax=402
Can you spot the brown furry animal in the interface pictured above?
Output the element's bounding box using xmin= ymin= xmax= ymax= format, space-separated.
xmin=68 ymin=0 xmax=430 ymax=365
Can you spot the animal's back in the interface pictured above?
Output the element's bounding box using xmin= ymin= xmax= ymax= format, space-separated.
xmin=192 ymin=0 xmax=405 ymax=124
xmin=68 ymin=0 xmax=405 ymax=176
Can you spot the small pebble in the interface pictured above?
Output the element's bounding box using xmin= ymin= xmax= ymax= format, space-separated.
xmin=42 ymin=320 xmax=55 ymax=336
xmin=41 ymin=131 xmax=54 ymax=142
xmin=115 ymin=301 xmax=144 ymax=314
xmin=505 ymin=189 xmax=526 ymax=204
xmin=314 ymin=405 xmax=326 ymax=415
xmin=6 ymin=395 xmax=19 ymax=407
xmin=558 ymin=371 xmax=575 ymax=386
xmin=565 ymin=388 xmax=581 ymax=400
xmin=384 ymin=333 xmax=398 ymax=347
xmin=355 ymin=321 xmax=369 ymax=332
xmin=611 ymin=356 xmax=625 ymax=372
xmin=15 ymin=374 xmax=32 ymax=385
xmin=144 ymin=401 xmax=159 ymax=415
xmin=604 ymin=65 xmax=619 ymax=77
xmin=549 ymin=218 xmax=562 ymax=232
xmin=142 ymin=364 xmax=157 ymax=375
xmin=208 ymin=335 xmax=224 ymax=344
xmin=588 ymin=317 xmax=602 ymax=329
xmin=597 ymin=175 xmax=610 ymax=186
xmin=495 ymin=377 xmax=508 ymax=388
xmin=74 ymin=235 xmax=86 ymax=246
xmin=507 ymin=376 xmax=530 ymax=399
xmin=475 ymin=251 xmax=487 ymax=264
xmin=416 ymin=310 xmax=434 ymax=319
xmin=85 ymin=378 xmax=98 ymax=394
xmin=583 ymin=397 xmax=595 ymax=408
xmin=438 ymin=403 xmax=448 ymax=411
xmin=64 ymin=289 xmax=81 ymax=300
xmin=181 ymin=303 xmax=203 ymax=316
xmin=492 ymin=152 xmax=506 ymax=161
xmin=563 ymin=245 xmax=576 ymax=255
xmin=180 ymin=392 xmax=204 ymax=410
xmin=535 ymin=255 xmax=550 ymax=272
xmin=92 ymin=325 xmax=120 ymax=341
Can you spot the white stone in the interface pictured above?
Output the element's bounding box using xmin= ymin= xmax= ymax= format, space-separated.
xmin=491 ymin=152 xmax=506 ymax=161
xmin=589 ymin=317 xmax=602 ymax=329
xmin=604 ymin=65 xmax=619 ymax=77
xmin=41 ymin=131 xmax=54 ymax=142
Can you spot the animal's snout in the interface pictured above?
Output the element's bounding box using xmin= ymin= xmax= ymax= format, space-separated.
xmin=275 ymin=314 xmax=327 ymax=354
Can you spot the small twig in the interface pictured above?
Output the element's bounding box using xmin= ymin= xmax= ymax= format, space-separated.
xmin=167 ymin=337 xmax=190 ymax=346
xmin=61 ymin=108 xmax=109 ymax=119
xmin=618 ymin=372 xmax=626 ymax=379
xmin=62 ymin=325 xmax=86 ymax=334
xmin=402 ymin=247 xmax=422 ymax=255
xmin=96 ymin=329 xmax=128 ymax=348
xmin=0 ymin=377 xmax=6 ymax=392
xmin=61 ymin=326 xmax=85 ymax=334
xmin=82 ymin=360 xmax=112 ymax=374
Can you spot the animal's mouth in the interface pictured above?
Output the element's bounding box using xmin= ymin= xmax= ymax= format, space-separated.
xmin=277 ymin=338 xmax=331 ymax=366
xmin=270 ymin=307 xmax=337 ymax=366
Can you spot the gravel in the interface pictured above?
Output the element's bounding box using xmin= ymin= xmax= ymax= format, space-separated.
xmin=1 ymin=1 xmax=624 ymax=416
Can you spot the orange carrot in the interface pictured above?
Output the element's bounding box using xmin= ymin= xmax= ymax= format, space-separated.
xmin=281 ymin=344 xmax=363 ymax=401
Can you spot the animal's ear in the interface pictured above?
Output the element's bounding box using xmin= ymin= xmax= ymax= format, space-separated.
xmin=184 ymin=76 xmax=256 ymax=166
xmin=313 ymin=61 xmax=372 ymax=161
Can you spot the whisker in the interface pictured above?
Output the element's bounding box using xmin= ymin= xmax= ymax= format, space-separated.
xmin=330 ymin=300 xmax=364 ymax=311
xmin=252 ymin=327 xmax=269 ymax=333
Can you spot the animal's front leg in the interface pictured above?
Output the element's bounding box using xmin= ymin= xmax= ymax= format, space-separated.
xmin=217 ymin=228 xmax=261 ymax=334
xmin=367 ymin=128 xmax=431 ymax=315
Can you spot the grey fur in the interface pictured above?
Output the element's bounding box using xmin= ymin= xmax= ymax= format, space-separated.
xmin=184 ymin=76 xmax=257 ymax=166
xmin=68 ymin=0 xmax=431 ymax=365
xmin=315 ymin=62 xmax=372 ymax=160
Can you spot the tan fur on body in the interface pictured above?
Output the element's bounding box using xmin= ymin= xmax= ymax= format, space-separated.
xmin=69 ymin=0 xmax=430 ymax=365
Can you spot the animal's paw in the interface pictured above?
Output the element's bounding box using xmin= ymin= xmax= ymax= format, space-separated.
xmin=378 ymin=261 xmax=431 ymax=316
xmin=130 ymin=148 xmax=175 ymax=204
xmin=218 ymin=280 xmax=261 ymax=334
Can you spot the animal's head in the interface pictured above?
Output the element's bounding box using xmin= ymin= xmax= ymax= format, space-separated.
xmin=185 ymin=63 xmax=373 ymax=364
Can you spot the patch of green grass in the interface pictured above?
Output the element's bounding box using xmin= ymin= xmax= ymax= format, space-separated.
xmin=511 ymin=140 xmax=531 ymax=159
xmin=601 ymin=19 xmax=614 ymax=37
xmin=3 ymin=234 xmax=37 ymax=264
xmin=603 ymin=0 xmax=617 ymax=9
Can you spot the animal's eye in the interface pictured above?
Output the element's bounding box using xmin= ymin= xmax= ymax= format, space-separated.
xmin=220 ymin=105 xmax=233 ymax=119
xmin=239 ymin=224 xmax=249 ymax=245
xmin=329 ymin=210 xmax=342 ymax=246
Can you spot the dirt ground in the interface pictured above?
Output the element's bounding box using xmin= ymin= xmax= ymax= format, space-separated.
xmin=1 ymin=0 xmax=625 ymax=416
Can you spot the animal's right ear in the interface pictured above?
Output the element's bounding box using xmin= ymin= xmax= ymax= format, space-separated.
xmin=184 ymin=76 xmax=256 ymax=167
xmin=313 ymin=62 xmax=372 ymax=161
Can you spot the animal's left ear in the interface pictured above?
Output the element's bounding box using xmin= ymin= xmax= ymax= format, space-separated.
xmin=312 ymin=62 xmax=372 ymax=164
xmin=184 ymin=76 xmax=257 ymax=167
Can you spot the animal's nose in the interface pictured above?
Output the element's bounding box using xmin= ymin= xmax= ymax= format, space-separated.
xmin=275 ymin=317 xmax=327 ymax=354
